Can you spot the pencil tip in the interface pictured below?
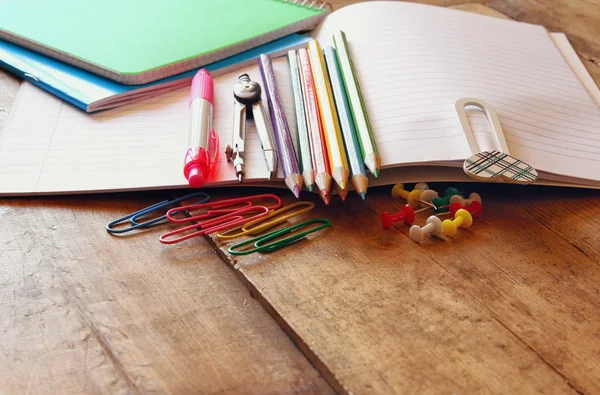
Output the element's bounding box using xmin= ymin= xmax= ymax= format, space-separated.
xmin=339 ymin=181 xmax=347 ymax=190
xmin=307 ymin=184 xmax=315 ymax=192
xmin=319 ymin=191 xmax=331 ymax=205
xmin=359 ymin=192 xmax=366 ymax=200
xmin=293 ymin=185 xmax=301 ymax=198
xmin=373 ymin=169 xmax=379 ymax=178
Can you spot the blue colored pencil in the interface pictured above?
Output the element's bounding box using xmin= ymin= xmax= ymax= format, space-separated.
xmin=323 ymin=46 xmax=368 ymax=199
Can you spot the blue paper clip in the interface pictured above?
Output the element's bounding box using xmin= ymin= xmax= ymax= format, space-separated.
xmin=106 ymin=192 xmax=211 ymax=234
xmin=227 ymin=218 xmax=331 ymax=255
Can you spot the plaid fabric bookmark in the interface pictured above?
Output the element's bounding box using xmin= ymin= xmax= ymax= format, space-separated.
xmin=463 ymin=150 xmax=538 ymax=184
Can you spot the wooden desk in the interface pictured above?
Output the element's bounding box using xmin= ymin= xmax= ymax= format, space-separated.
xmin=2 ymin=1 xmax=600 ymax=394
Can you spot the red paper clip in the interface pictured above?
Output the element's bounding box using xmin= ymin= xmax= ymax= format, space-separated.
xmin=159 ymin=194 xmax=283 ymax=244
xmin=165 ymin=194 xmax=282 ymax=223
xmin=159 ymin=205 xmax=271 ymax=244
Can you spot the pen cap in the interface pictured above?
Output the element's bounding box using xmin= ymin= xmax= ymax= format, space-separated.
xmin=184 ymin=148 xmax=209 ymax=188
xmin=190 ymin=69 xmax=214 ymax=105
xmin=183 ymin=129 xmax=219 ymax=188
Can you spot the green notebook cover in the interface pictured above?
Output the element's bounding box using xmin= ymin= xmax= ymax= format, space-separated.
xmin=0 ymin=0 xmax=328 ymax=84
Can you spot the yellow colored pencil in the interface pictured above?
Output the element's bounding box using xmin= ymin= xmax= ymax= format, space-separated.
xmin=307 ymin=39 xmax=349 ymax=191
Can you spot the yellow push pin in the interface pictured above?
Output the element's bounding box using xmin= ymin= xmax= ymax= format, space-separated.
xmin=442 ymin=208 xmax=473 ymax=236
xmin=391 ymin=183 xmax=428 ymax=208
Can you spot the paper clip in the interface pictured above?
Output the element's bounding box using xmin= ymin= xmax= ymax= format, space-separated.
xmin=106 ymin=192 xmax=211 ymax=234
xmin=215 ymin=201 xmax=315 ymax=240
xmin=159 ymin=205 xmax=271 ymax=244
xmin=228 ymin=218 xmax=331 ymax=255
xmin=456 ymin=98 xmax=538 ymax=184
xmin=165 ymin=194 xmax=282 ymax=223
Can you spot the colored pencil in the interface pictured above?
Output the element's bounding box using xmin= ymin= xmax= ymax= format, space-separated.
xmin=333 ymin=30 xmax=381 ymax=178
xmin=287 ymin=50 xmax=315 ymax=192
xmin=297 ymin=48 xmax=332 ymax=205
xmin=323 ymin=45 xmax=368 ymax=200
xmin=258 ymin=54 xmax=303 ymax=198
xmin=307 ymin=39 xmax=350 ymax=192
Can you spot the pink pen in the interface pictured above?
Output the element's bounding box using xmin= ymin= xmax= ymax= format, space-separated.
xmin=184 ymin=69 xmax=219 ymax=188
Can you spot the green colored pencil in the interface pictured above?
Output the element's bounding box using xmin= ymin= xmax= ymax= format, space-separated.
xmin=287 ymin=49 xmax=315 ymax=192
xmin=333 ymin=30 xmax=381 ymax=178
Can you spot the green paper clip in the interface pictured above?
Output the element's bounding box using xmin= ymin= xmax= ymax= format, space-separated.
xmin=228 ymin=218 xmax=331 ymax=256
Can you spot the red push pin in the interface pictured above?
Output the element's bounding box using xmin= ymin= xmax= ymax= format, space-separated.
xmin=381 ymin=204 xmax=416 ymax=229
xmin=449 ymin=200 xmax=482 ymax=219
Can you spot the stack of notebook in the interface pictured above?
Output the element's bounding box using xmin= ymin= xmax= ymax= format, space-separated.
xmin=1 ymin=1 xmax=600 ymax=196
xmin=0 ymin=0 xmax=330 ymax=111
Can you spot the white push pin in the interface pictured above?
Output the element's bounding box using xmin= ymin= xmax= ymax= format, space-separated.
xmin=449 ymin=192 xmax=482 ymax=206
xmin=413 ymin=182 xmax=429 ymax=191
xmin=409 ymin=216 xmax=443 ymax=243
xmin=419 ymin=189 xmax=439 ymax=207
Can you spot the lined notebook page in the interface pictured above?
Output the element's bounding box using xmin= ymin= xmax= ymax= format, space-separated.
xmin=313 ymin=1 xmax=600 ymax=182
xmin=0 ymin=59 xmax=296 ymax=195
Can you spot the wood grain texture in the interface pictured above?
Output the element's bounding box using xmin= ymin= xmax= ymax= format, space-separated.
xmin=2 ymin=1 xmax=600 ymax=395
xmin=0 ymin=195 xmax=333 ymax=394
xmin=213 ymin=185 xmax=600 ymax=394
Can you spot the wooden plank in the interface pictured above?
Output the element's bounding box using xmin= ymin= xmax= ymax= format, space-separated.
xmin=0 ymin=194 xmax=334 ymax=394
xmin=213 ymin=187 xmax=591 ymax=394
xmin=389 ymin=185 xmax=600 ymax=393
xmin=517 ymin=186 xmax=600 ymax=262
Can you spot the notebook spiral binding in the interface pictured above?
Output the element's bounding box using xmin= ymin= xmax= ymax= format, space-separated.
xmin=277 ymin=0 xmax=333 ymax=12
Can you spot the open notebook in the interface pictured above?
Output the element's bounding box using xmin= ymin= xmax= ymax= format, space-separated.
xmin=1 ymin=1 xmax=600 ymax=196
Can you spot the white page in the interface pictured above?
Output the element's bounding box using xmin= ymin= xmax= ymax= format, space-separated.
xmin=3 ymin=2 xmax=600 ymax=196
xmin=312 ymin=1 xmax=600 ymax=181
xmin=0 ymin=59 xmax=297 ymax=195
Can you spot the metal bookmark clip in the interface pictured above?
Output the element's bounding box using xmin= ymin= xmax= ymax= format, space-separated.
xmin=225 ymin=73 xmax=278 ymax=182
xmin=455 ymin=98 xmax=538 ymax=185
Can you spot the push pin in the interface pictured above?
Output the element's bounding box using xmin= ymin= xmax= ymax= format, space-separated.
xmin=449 ymin=192 xmax=482 ymax=206
xmin=449 ymin=201 xmax=482 ymax=219
xmin=431 ymin=187 xmax=464 ymax=212
xmin=381 ymin=204 xmax=415 ymax=229
xmin=419 ymin=189 xmax=439 ymax=206
xmin=409 ymin=216 xmax=444 ymax=243
xmin=442 ymin=208 xmax=473 ymax=236
xmin=391 ymin=183 xmax=428 ymax=208
xmin=416 ymin=189 xmax=443 ymax=213
xmin=413 ymin=182 xmax=429 ymax=191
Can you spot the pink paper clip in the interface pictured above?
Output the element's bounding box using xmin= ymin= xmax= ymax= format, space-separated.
xmin=165 ymin=193 xmax=282 ymax=223
xmin=159 ymin=194 xmax=283 ymax=244
xmin=159 ymin=205 xmax=271 ymax=244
